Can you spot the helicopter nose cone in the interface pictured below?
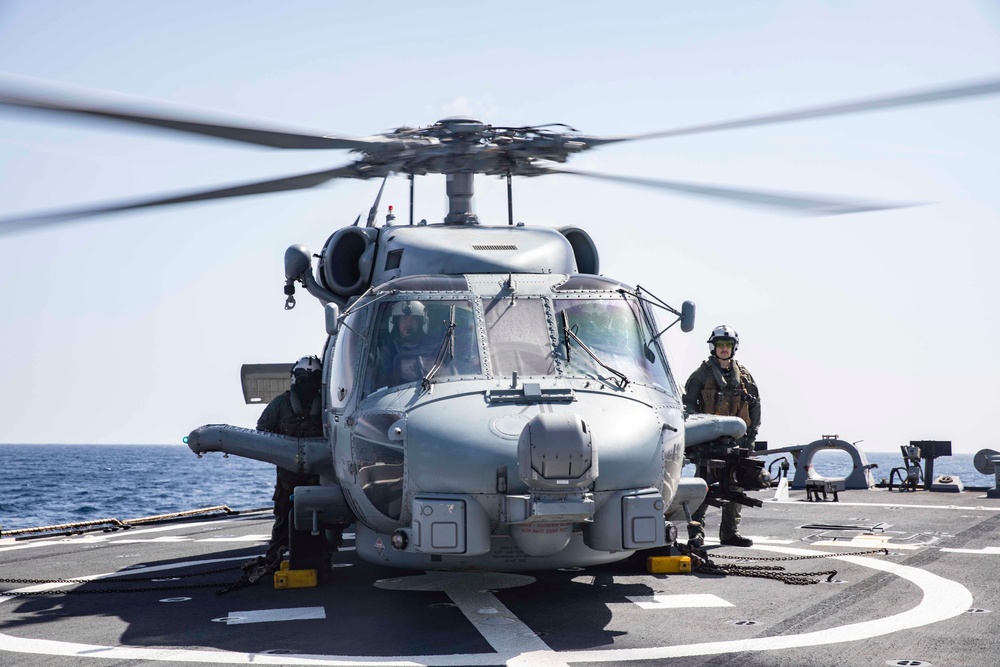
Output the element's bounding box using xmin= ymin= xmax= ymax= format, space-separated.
xmin=510 ymin=413 xmax=597 ymax=557
xmin=517 ymin=413 xmax=597 ymax=490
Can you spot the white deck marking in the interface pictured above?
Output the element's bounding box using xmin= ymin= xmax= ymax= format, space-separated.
xmin=745 ymin=537 xmax=795 ymax=544
xmin=767 ymin=499 xmax=1000 ymax=511
xmin=198 ymin=535 xmax=269 ymax=542
xmin=812 ymin=535 xmax=921 ymax=550
xmin=221 ymin=607 xmax=326 ymax=625
xmin=558 ymin=546 xmax=974 ymax=663
xmin=0 ymin=546 xmax=974 ymax=665
xmin=626 ymin=594 xmax=733 ymax=609
xmin=375 ymin=572 xmax=567 ymax=667
xmin=111 ymin=536 xmax=193 ymax=543
xmin=940 ymin=546 xmax=1000 ymax=554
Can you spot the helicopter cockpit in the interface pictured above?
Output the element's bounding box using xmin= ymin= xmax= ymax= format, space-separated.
xmin=367 ymin=297 xmax=481 ymax=392
xmin=338 ymin=273 xmax=678 ymax=402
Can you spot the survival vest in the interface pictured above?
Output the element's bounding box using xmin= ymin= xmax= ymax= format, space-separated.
xmin=699 ymin=359 xmax=753 ymax=428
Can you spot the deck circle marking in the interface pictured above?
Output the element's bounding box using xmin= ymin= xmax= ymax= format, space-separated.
xmin=0 ymin=546 xmax=975 ymax=664
xmin=159 ymin=597 xmax=191 ymax=603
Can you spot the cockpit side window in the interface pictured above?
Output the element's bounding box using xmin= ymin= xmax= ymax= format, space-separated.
xmin=483 ymin=296 xmax=556 ymax=377
xmin=329 ymin=309 xmax=365 ymax=409
xmin=364 ymin=299 xmax=481 ymax=392
xmin=554 ymin=297 xmax=672 ymax=389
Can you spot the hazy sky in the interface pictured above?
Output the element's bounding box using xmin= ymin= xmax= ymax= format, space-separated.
xmin=0 ymin=1 xmax=997 ymax=455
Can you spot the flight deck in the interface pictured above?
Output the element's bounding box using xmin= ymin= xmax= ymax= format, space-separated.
xmin=3 ymin=486 xmax=999 ymax=667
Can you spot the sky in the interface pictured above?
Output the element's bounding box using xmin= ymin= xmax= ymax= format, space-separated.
xmin=0 ymin=1 xmax=997 ymax=455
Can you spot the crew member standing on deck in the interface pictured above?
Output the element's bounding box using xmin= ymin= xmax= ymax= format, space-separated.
xmin=257 ymin=355 xmax=325 ymax=562
xmin=683 ymin=325 xmax=761 ymax=547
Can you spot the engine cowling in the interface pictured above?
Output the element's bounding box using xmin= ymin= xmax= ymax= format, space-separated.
xmin=319 ymin=226 xmax=378 ymax=298
xmin=559 ymin=226 xmax=600 ymax=275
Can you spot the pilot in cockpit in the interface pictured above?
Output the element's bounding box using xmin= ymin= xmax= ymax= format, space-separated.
xmin=373 ymin=300 xmax=438 ymax=387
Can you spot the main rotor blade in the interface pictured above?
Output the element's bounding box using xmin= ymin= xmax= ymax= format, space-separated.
xmin=0 ymin=164 xmax=362 ymax=234
xmin=0 ymin=75 xmax=385 ymax=150
xmin=590 ymin=75 xmax=1000 ymax=146
xmin=546 ymin=168 xmax=919 ymax=215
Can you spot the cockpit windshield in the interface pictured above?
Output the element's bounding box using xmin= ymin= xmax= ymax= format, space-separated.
xmin=365 ymin=299 xmax=481 ymax=392
xmin=482 ymin=296 xmax=557 ymax=377
xmin=554 ymin=298 xmax=671 ymax=388
xmin=358 ymin=292 xmax=672 ymax=395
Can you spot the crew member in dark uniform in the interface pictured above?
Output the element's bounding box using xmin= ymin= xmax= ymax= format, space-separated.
xmin=683 ymin=325 xmax=761 ymax=547
xmin=257 ymin=355 xmax=325 ymax=561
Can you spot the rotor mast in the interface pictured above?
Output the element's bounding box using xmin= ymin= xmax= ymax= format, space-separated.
xmin=444 ymin=173 xmax=478 ymax=225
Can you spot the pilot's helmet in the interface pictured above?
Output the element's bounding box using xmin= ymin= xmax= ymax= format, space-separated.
xmin=388 ymin=300 xmax=428 ymax=334
xmin=707 ymin=325 xmax=739 ymax=354
xmin=291 ymin=355 xmax=322 ymax=386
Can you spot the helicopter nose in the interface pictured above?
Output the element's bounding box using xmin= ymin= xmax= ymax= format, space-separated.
xmin=516 ymin=413 xmax=597 ymax=489
xmin=510 ymin=413 xmax=598 ymax=557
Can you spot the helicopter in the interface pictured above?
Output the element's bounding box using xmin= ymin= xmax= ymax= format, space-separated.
xmin=2 ymin=74 xmax=998 ymax=572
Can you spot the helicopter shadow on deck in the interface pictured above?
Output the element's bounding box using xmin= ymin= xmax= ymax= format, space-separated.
xmin=1 ymin=538 xmax=662 ymax=657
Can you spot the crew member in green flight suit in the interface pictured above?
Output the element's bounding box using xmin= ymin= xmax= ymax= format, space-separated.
xmin=683 ymin=325 xmax=761 ymax=547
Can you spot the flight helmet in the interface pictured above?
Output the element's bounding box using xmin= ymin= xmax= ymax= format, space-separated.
xmin=707 ymin=325 xmax=739 ymax=355
xmin=291 ymin=355 xmax=322 ymax=385
xmin=388 ymin=300 xmax=428 ymax=334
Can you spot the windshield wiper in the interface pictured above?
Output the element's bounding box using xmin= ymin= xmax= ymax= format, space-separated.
xmin=561 ymin=311 xmax=572 ymax=364
xmin=561 ymin=312 xmax=630 ymax=388
xmin=422 ymin=305 xmax=456 ymax=391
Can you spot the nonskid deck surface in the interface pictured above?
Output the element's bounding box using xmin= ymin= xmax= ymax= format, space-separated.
xmin=2 ymin=488 xmax=999 ymax=667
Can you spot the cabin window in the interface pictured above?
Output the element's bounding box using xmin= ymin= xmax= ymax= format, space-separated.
xmin=329 ymin=309 xmax=365 ymax=409
xmin=482 ymin=297 xmax=557 ymax=377
xmin=384 ymin=249 xmax=403 ymax=270
xmin=364 ymin=298 xmax=481 ymax=392
xmin=554 ymin=297 xmax=671 ymax=389
xmin=352 ymin=411 xmax=405 ymax=520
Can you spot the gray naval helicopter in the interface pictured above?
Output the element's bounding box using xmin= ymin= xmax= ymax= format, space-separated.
xmin=3 ymin=73 xmax=999 ymax=572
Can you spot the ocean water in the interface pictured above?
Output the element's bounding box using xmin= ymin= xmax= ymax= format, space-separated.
xmin=1 ymin=444 xmax=996 ymax=531
xmin=1 ymin=444 xmax=275 ymax=531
